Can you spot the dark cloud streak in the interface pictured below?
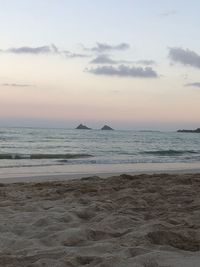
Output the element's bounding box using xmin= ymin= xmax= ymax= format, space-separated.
xmin=185 ymin=82 xmax=200 ymax=88
xmin=8 ymin=45 xmax=55 ymax=54
xmin=169 ymin=47 xmax=200 ymax=68
xmin=90 ymin=55 xmax=120 ymax=64
xmin=63 ymin=51 xmax=90 ymax=58
xmin=2 ymin=83 xmax=32 ymax=87
xmin=90 ymin=55 xmax=155 ymax=65
xmin=3 ymin=44 xmax=89 ymax=58
xmin=87 ymin=65 xmax=158 ymax=78
xmin=85 ymin=42 xmax=130 ymax=53
xmin=159 ymin=10 xmax=177 ymax=17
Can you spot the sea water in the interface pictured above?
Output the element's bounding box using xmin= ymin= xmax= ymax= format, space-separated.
xmin=0 ymin=127 xmax=200 ymax=170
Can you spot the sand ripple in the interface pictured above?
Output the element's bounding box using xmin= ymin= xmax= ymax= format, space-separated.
xmin=0 ymin=173 xmax=200 ymax=266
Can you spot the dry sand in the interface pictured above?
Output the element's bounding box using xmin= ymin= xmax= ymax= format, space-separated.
xmin=0 ymin=173 xmax=200 ymax=266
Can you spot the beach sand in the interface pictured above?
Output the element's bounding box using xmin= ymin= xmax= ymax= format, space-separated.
xmin=0 ymin=173 xmax=200 ymax=266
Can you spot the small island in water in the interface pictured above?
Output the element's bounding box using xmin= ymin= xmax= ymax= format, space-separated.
xmin=177 ymin=128 xmax=200 ymax=133
xmin=76 ymin=124 xmax=91 ymax=130
xmin=76 ymin=124 xmax=114 ymax=130
xmin=101 ymin=125 xmax=114 ymax=130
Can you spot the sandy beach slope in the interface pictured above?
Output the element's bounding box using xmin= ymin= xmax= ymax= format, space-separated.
xmin=0 ymin=173 xmax=200 ymax=266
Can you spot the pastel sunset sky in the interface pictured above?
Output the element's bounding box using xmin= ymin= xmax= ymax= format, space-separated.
xmin=1 ymin=0 xmax=200 ymax=130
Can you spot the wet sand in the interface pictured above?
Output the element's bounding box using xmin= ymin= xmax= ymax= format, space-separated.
xmin=0 ymin=173 xmax=200 ymax=266
xmin=1 ymin=162 xmax=200 ymax=182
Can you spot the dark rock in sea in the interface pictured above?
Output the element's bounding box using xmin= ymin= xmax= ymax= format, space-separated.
xmin=177 ymin=128 xmax=200 ymax=133
xmin=101 ymin=125 xmax=114 ymax=131
xmin=76 ymin=124 xmax=91 ymax=130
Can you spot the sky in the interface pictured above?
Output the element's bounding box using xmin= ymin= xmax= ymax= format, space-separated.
xmin=0 ymin=0 xmax=200 ymax=130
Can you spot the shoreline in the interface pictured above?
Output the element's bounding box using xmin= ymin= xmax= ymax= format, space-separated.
xmin=0 ymin=162 xmax=200 ymax=183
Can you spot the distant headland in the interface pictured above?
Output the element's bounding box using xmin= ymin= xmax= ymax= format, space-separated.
xmin=177 ymin=128 xmax=200 ymax=133
xmin=76 ymin=124 xmax=114 ymax=130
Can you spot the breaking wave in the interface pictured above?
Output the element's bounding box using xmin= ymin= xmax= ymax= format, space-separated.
xmin=0 ymin=153 xmax=93 ymax=160
xmin=141 ymin=150 xmax=198 ymax=156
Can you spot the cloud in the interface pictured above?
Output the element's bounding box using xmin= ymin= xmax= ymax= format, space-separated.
xmin=135 ymin=60 xmax=156 ymax=65
xmin=1 ymin=43 xmax=132 ymax=63
xmin=85 ymin=42 xmax=130 ymax=53
xmin=90 ymin=55 xmax=155 ymax=65
xmin=159 ymin=10 xmax=177 ymax=17
xmin=3 ymin=44 xmax=89 ymax=58
xmin=2 ymin=83 xmax=32 ymax=87
xmin=90 ymin=55 xmax=119 ymax=64
xmin=168 ymin=47 xmax=200 ymax=68
xmin=63 ymin=51 xmax=90 ymax=58
xmin=185 ymin=82 xmax=200 ymax=88
xmin=7 ymin=45 xmax=57 ymax=54
xmin=87 ymin=65 xmax=158 ymax=78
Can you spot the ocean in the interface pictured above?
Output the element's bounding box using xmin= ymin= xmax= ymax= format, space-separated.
xmin=0 ymin=127 xmax=200 ymax=170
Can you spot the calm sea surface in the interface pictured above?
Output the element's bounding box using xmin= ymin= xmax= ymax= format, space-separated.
xmin=0 ymin=127 xmax=200 ymax=169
